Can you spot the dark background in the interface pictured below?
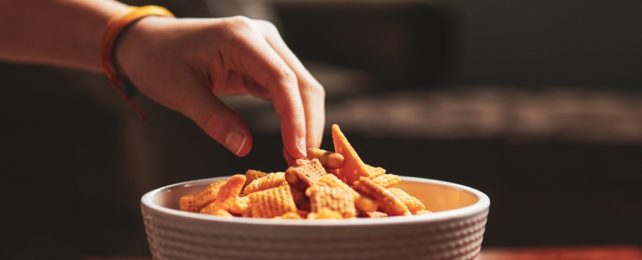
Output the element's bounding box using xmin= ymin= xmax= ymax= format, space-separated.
xmin=0 ymin=0 xmax=640 ymax=259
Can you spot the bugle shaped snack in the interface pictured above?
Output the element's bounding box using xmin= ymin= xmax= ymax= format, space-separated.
xmin=388 ymin=188 xmax=426 ymax=213
xmin=331 ymin=124 xmax=370 ymax=185
xmin=307 ymin=186 xmax=356 ymax=219
xmin=200 ymin=174 xmax=246 ymax=215
xmin=248 ymin=184 xmax=297 ymax=218
xmin=179 ymin=180 xmax=225 ymax=212
xmin=372 ymin=174 xmax=401 ymax=188
xmin=244 ymin=169 xmax=268 ymax=186
xmin=285 ymin=159 xmax=327 ymax=189
xmin=354 ymin=177 xmax=411 ymax=216
xmin=242 ymin=172 xmax=286 ymax=195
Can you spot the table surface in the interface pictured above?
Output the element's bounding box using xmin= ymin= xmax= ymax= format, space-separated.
xmin=480 ymin=245 xmax=642 ymax=260
xmin=86 ymin=245 xmax=642 ymax=260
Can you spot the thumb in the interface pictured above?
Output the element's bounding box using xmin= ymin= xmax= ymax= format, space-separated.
xmin=194 ymin=97 xmax=253 ymax=157
xmin=169 ymin=77 xmax=253 ymax=157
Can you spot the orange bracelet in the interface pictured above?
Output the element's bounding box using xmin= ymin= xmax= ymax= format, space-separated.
xmin=100 ymin=5 xmax=174 ymax=120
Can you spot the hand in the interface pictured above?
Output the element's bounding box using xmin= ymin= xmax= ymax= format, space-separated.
xmin=115 ymin=16 xmax=325 ymax=159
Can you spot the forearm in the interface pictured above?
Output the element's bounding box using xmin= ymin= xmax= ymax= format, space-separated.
xmin=0 ymin=0 xmax=128 ymax=72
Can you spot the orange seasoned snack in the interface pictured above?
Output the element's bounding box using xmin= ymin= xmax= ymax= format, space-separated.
xmin=200 ymin=174 xmax=246 ymax=216
xmin=354 ymin=177 xmax=411 ymax=216
xmin=179 ymin=180 xmax=225 ymax=212
xmin=242 ymin=172 xmax=286 ymax=195
xmin=285 ymin=158 xmax=327 ymax=189
xmin=307 ymin=186 xmax=356 ymax=218
xmin=354 ymin=196 xmax=378 ymax=213
xmin=178 ymin=124 xmax=432 ymax=220
xmin=365 ymin=165 xmax=386 ymax=179
xmin=308 ymin=148 xmax=345 ymax=169
xmin=228 ymin=196 xmax=250 ymax=215
xmin=313 ymin=174 xmax=360 ymax=199
xmin=331 ymin=124 xmax=371 ymax=185
xmin=244 ymin=169 xmax=267 ymax=186
xmin=359 ymin=211 xmax=388 ymax=218
xmin=248 ymin=185 xmax=297 ymax=218
xmin=372 ymin=174 xmax=401 ymax=188
xmin=388 ymin=187 xmax=426 ymax=213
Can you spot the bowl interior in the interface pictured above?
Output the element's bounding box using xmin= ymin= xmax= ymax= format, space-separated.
xmin=150 ymin=176 xmax=479 ymax=213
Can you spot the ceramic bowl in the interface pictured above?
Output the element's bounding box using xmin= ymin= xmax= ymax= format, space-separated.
xmin=141 ymin=176 xmax=490 ymax=260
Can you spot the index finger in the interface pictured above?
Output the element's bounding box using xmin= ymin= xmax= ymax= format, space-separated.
xmin=257 ymin=20 xmax=325 ymax=149
xmin=224 ymin=17 xmax=307 ymax=158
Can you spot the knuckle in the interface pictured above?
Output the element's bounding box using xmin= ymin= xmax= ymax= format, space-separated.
xmin=270 ymin=68 xmax=297 ymax=88
xmin=259 ymin=20 xmax=279 ymax=34
xmin=227 ymin=15 xmax=254 ymax=30
xmin=304 ymin=82 xmax=325 ymax=97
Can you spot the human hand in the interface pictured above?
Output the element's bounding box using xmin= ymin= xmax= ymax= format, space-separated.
xmin=115 ymin=16 xmax=325 ymax=160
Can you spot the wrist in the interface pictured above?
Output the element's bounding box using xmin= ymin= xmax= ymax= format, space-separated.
xmin=113 ymin=16 xmax=164 ymax=82
xmin=100 ymin=6 xmax=175 ymax=120
xmin=101 ymin=6 xmax=174 ymax=86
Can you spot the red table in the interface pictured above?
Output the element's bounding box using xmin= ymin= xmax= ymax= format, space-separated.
xmin=481 ymin=245 xmax=642 ymax=260
xmin=86 ymin=245 xmax=642 ymax=260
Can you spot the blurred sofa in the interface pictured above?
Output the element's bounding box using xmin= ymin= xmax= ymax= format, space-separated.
xmin=272 ymin=0 xmax=642 ymax=248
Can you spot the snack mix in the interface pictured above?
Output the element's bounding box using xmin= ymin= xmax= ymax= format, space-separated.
xmin=179 ymin=124 xmax=430 ymax=219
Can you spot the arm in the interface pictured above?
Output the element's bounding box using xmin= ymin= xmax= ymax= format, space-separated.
xmin=0 ymin=0 xmax=127 ymax=71
xmin=0 ymin=0 xmax=325 ymax=160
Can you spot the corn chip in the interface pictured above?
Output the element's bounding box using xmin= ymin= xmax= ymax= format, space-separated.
xmin=331 ymin=124 xmax=370 ymax=185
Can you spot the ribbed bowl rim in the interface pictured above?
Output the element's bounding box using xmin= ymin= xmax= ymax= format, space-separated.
xmin=141 ymin=176 xmax=490 ymax=227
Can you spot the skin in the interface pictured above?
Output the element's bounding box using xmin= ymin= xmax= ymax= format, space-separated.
xmin=0 ymin=0 xmax=325 ymax=159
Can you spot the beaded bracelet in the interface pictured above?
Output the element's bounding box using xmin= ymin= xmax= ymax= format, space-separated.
xmin=100 ymin=5 xmax=174 ymax=120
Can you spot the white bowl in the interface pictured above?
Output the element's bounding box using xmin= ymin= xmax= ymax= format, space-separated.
xmin=141 ymin=176 xmax=490 ymax=260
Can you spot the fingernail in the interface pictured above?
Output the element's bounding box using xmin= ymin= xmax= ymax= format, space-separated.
xmin=297 ymin=138 xmax=307 ymax=157
xmin=225 ymin=131 xmax=246 ymax=156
